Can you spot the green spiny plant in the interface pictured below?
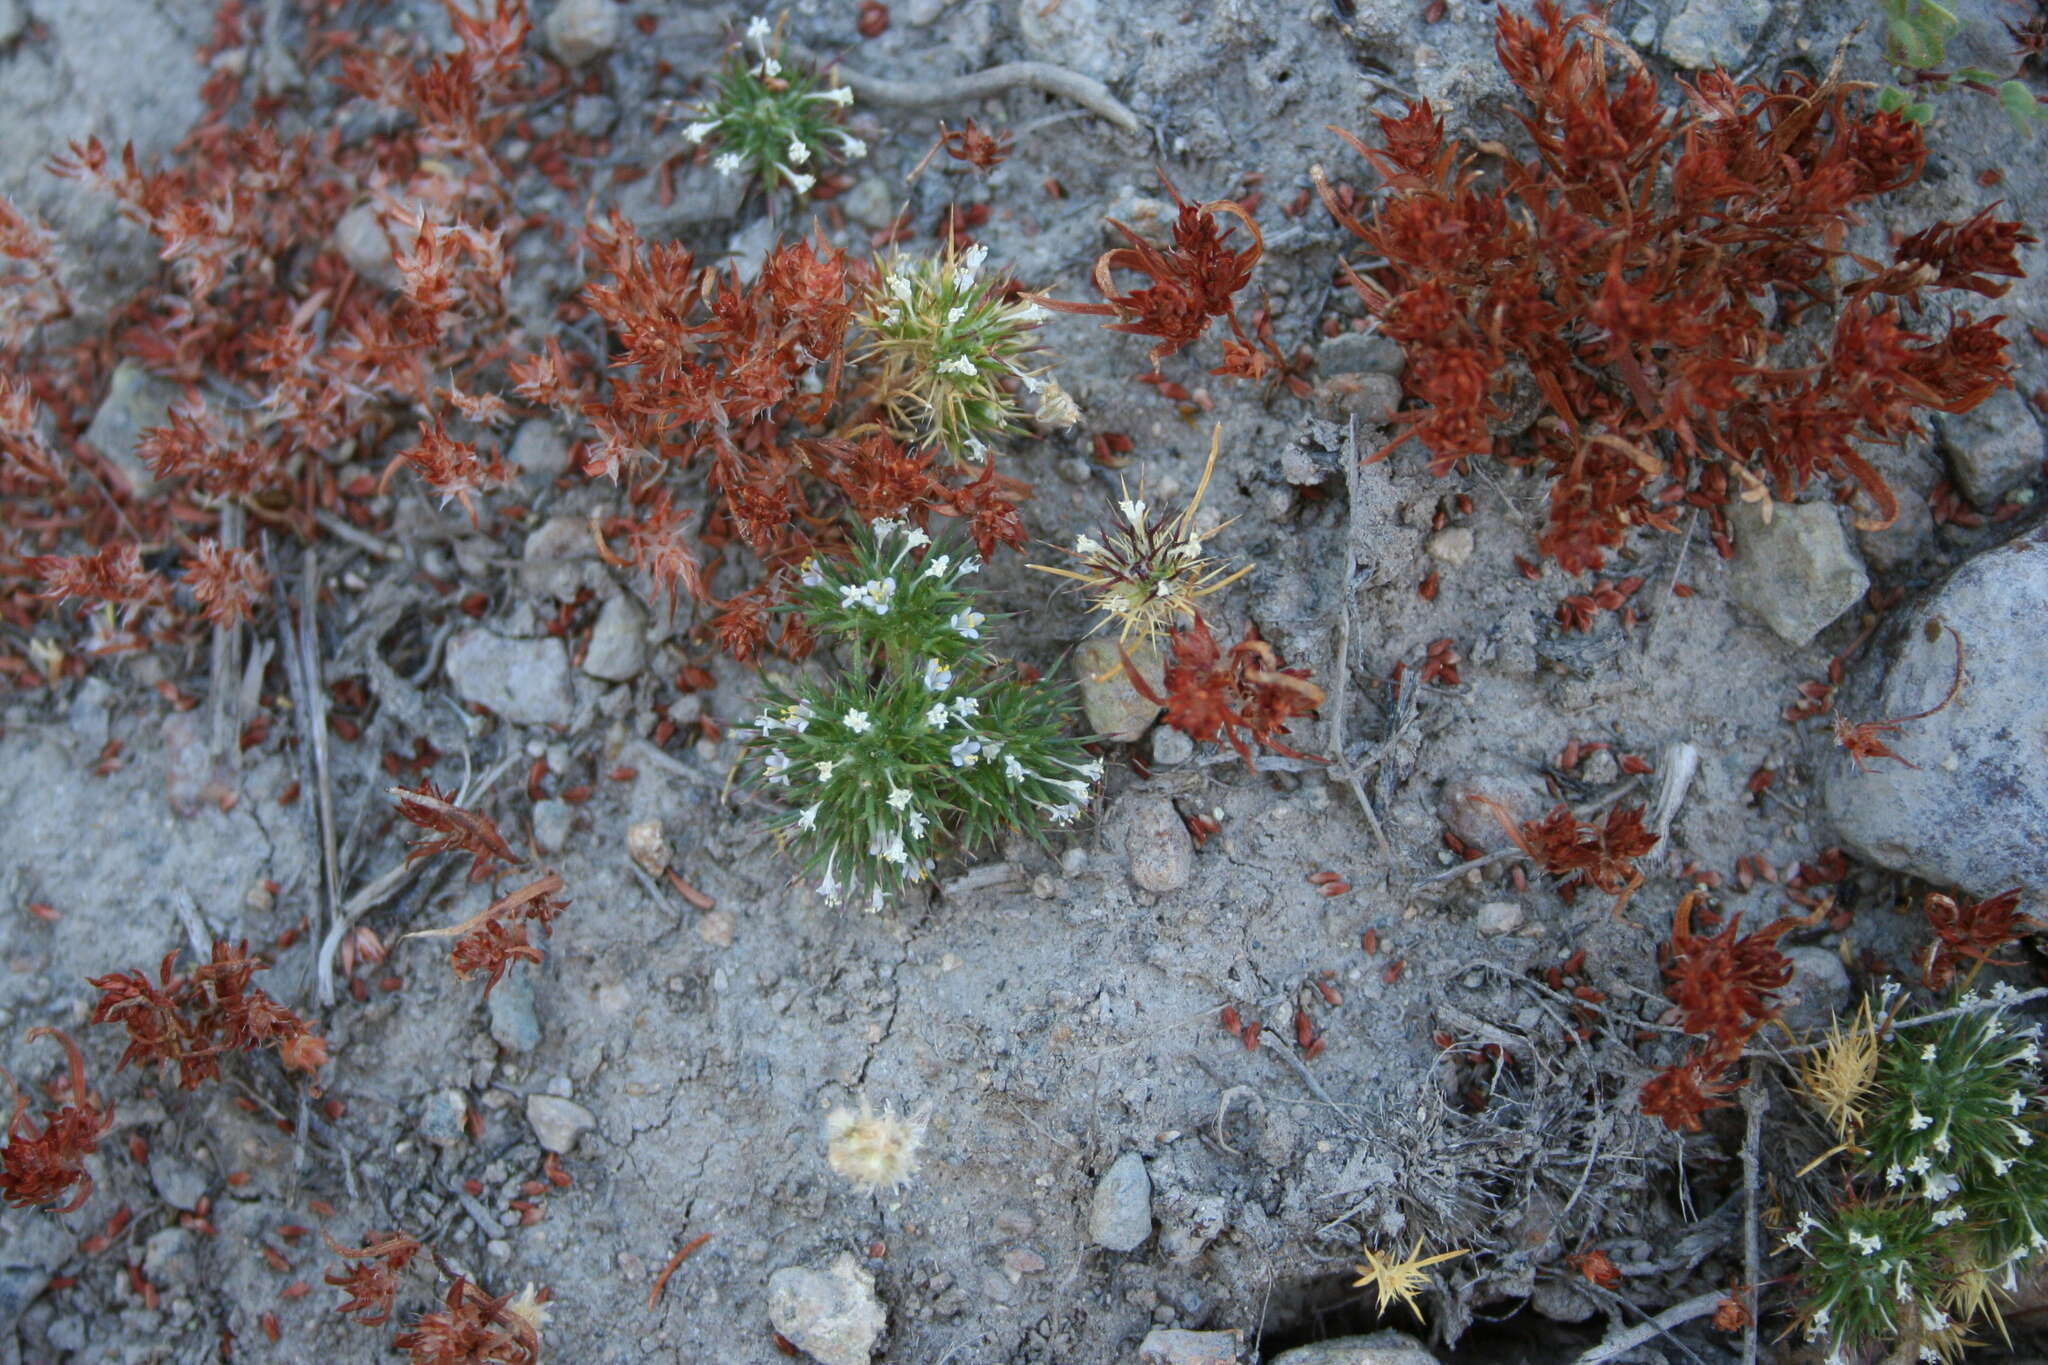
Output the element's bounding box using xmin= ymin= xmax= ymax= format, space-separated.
xmin=1786 ymin=983 xmax=2048 ymax=1360
xmin=741 ymin=517 xmax=1100 ymax=911
xmin=682 ymin=14 xmax=866 ymax=196
xmin=856 ymin=240 xmax=1077 ymax=460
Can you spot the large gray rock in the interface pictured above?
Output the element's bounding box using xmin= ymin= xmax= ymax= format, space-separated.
xmin=1820 ymin=531 xmax=2048 ymax=896
xmin=1727 ymin=501 xmax=1868 ymax=646
xmin=1088 ymin=1150 xmax=1153 ymax=1251
xmin=82 ymin=360 xmax=179 ymax=496
xmin=1659 ymin=0 xmax=1772 ymax=69
xmin=1269 ymin=1331 xmax=1442 ymax=1365
xmin=1075 ymin=638 xmax=1162 ymax=742
xmin=543 ymin=0 xmax=621 ymax=66
xmin=1937 ymin=386 xmax=2044 ymax=509
xmin=1122 ymin=797 xmax=1193 ymax=894
xmin=1138 ymin=1328 xmax=1242 ymax=1365
xmin=445 ymin=630 xmax=575 ymax=727
xmin=581 ymin=593 xmax=648 ymax=682
xmin=766 ymin=1253 xmax=886 ymax=1365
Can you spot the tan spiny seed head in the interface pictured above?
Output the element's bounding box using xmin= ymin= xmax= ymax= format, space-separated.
xmin=1800 ymin=995 xmax=1882 ymax=1141
xmin=825 ymin=1097 xmax=926 ymax=1191
xmin=1030 ymin=424 xmax=1249 ymax=648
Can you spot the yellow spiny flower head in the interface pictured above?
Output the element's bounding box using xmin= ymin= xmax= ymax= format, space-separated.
xmin=1030 ymin=424 xmax=1250 ymax=647
xmin=1800 ymin=995 xmax=1882 ymax=1141
xmin=1351 ymin=1238 xmax=1468 ymax=1318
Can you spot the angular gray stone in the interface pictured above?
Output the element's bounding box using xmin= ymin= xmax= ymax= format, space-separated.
xmin=530 ymin=799 xmax=573 ymax=856
xmin=1821 ymin=532 xmax=2048 ymax=896
xmin=1087 ymin=1150 xmax=1152 ymax=1251
xmin=1123 ymin=797 xmax=1193 ymax=894
xmin=332 ymin=202 xmax=405 ymax=291
xmin=1727 ymin=501 xmax=1868 ymax=646
xmin=1138 ymin=1328 xmax=1242 ymax=1365
xmin=82 ymin=360 xmax=179 ymax=497
xmin=766 ymin=1253 xmax=886 ymax=1365
xmin=1474 ymin=901 xmax=1524 ymax=937
xmin=508 ymin=419 xmax=572 ymax=483
xmin=1777 ymin=946 xmax=1851 ymax=1036
xmin=1075 ymin=638 xmax=1161 ymax=743
xmin=525 ymin=1094 xmax=595 ymax=1154
xmin=1314 ymin=371 xmax=1402 ymax=425
xmin=1151 ymin=727 xmax=1195 ymax=767
xmin=544 ymin=0 xmax=621 ymax=66
xmin=445 ymin=630 xmax=575 ymax=727
xmin=148 ymin=1151 xmax=209 ymax=1212
xmin=1937 ymin=386 xmax=2045 ymax=509
xmin=521 ymin=514 xmax=600 ymax=603
xmin=1317 ymin=330 xmax=1405 ymax=378
xmin=1659 ymin=0 xmax=1772 ymax=69
xmin=840 ymin=177 xmax=897 ymax=232
xmin=489 ymin=961 xmax=543 ymax=1053
xmin=420 ymin=1089 xmax=470 ymax=1147
xmin=581 ymin=593 xmax=648 ymax=682
xmin=1268 ymin=1331 xmax=1441 ymax=1365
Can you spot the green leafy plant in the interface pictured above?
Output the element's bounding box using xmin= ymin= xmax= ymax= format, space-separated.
xmin=682 ymin=14 xmax=866 ymax=196
xmin=741 ymin=518 xmax=1099 ymax=911
xmin=1875 ymin=0 xmax=2048 ymax=133
xmin=1786 ymin=984 xmax=2048 ymax=1360
xmin=856 ymin=240 xmax=1076 ymax=460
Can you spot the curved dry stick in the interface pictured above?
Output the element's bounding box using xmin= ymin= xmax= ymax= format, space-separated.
xmin=787 ymin=45 xmax=1140 ymax=133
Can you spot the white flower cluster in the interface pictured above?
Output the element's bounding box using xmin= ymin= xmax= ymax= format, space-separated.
xmin=685 ymin=17 xmax=865 ymax=195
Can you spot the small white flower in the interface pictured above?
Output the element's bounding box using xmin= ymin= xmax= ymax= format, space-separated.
xmin=1885 ymin=1162 xmax=1906 ymax=1188
xmin=757 ymin=55 xmax=783 ymax=78
xmin=924 ymin=702 xmax=951 ymax=728
xmin=715 ymin=152 xmax=745 ymax=177
xmin=816 ymin=759 xmax=838 ymax=780
xmin=938 ymin=355 xmax=978 ymax=377
xmin=2009 ymin=1091 xmax=2028 ymax=1115
xmin=683 ymin=120 xmax=720 ymax=144
xmin=839 ymin=134 xmax=868 ymax=159
xmin=797 ymin=804 xmax=820 ymax=830
xmin=952 ymin=243 xmax=987 ymax=290
xmin=1933 ymin=1205 xmax=1967 ymax=1227
xmin=906 ymin=810 xmax=929 ymax=838
xmin=950 ymin=609 xmax=984 ymax=639
xmin=1922 ymin=1170 xmax=1960 ymax=1202
xmin=922 ymin=660 xmax=953 ymax=691
xmin=1118 ymin=498 xmax=1147 ymax=525
xmin=1077 ymin=758 xmax=1105 ymax=780
xmin=1073 ymin=534 xmax=1106 ymax=557
xmin=868 ymin=885 xmax=886 ymax=912
xmin=1011 ymin=300 xmax=1049 ymax=324
xmin=1004 ymin=755 xmax=1027 ymax=781
xmin=1920 ymin=1043 xmax=1938 ymax=1062
xmin=958 ymin=556 xmax=982 ymax=575
xmin=817 ymin=85 xmax=854 ymax=107
xmin=787 ymin=702 xmax=814 ymax=732
xmin=787 ymin=136 xmax=812 ymax=166
xmin=922 ymin=553 xmax=952 ymax=580
xmin=870 ymin=517 xmax=906 ymax=539
xmin=1908 ymin=1108 xmax=1933 ymax=1131
xmin=1847 ymin=1230 xmax=1882 ymax=1256
xmin=764 ymin=750 xmax=792 ymax=784
xmin=1907 ymin=1152 xmax=1931 ymax=1176
xmin=746 ymin=16 xmax=773 ymax=46
xmin=949 ymin=737 xmax=981 ymax=767
xmin=889 ymin=274 xmax=914 ymax=305
xmin=1991 ymin=1153 xmax=2017 ymax=1176
xmin=818 ymin=870 xmax=841 ymax=900
xmin=1053 ymin=777 xmax=1090 ymax=800
xmin=1993 ymin=981 xmax=2021 ymax=1002
xmin=951 ymin=694 xmax=981 ymax=721
xmin=2021 ymin=1042 xmax=2041 ymax=1064
xmin=874 ymin=830 xmax=907 ymax=865
xmin=784 ymin=169 xmax=816 ymax=195
xmin=799 ymin=556 xmax=825 ymax=587
xmin=845 ymin=709 xmax=873 ymax=735
xmin=946 ymin=303 xmax=969 ymax=326
xmin=1048 ymin=803 xmax=1081 ymax=824
xmin=902 ymin=525 xmax=931 ymax=549
xmin=888 ymin=786 xmax=912 ymax=811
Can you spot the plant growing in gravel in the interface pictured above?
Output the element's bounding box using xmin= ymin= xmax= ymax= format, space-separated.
xmin=682 ymin=15 xmax=865 ymax=197
xmin=1030 ymin=425 xmax=1250 ymax=646
xmin=326 ymin=1228 xmax=549 ymax=1364
xmin=388 ymin=784 xmax=570 ymax=993
xmin=0 ymin=1028 xmax=113 ymax=1213
xmin=1785 ymin=984 xmax=2048 ymax=1360
xmin=1123 ymin=617 xmax=1324 ymax=768
xmin=1317 ymin=0 xmax=2032 ymax=573
xmin=1873 ymin=0 xmax=2048 ymax=133
xmin=741 ymin=517 xmax=1099 ymax=911
xmin=90 ymin=940 xmax=328 ymax=1088
xmin=857 ymin=240 xmax=1076 ymax=460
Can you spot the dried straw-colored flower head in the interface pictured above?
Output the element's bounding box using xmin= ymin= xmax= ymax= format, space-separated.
xmin=1031 ymin=424 xmax=1249 ymax=647
xmin=1800 ymin=995 xmax=1881 ymax=1140
xmin=825 ymin=1097 xmax=925 ymax=1190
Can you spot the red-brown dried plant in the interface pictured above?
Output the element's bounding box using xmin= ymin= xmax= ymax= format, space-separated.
xmin=1469 ymin=797 xmax=1658 ymax=915
xmin=389 ymin=781 xmax=523 ymax=880
xmin=1638 ymin=1041 xmax=1742 ymax=1133
xmin=1121 ymin=618 xmax=1325 ymax=768
xmin=324 ymin=1231 xmax=425 ymax=1327
xmin=1316 ymin=1 xmax=2031 ymax=573
xmin=1921 ymin=887 xmax=2036 ymax=989
xmin=0 ymin=194 xmax=73 ymax=347
xmin=411 ymin=872 xmax=567 ymax=996
xmin=0 ymin=1028 xmax=114 ymax=1212
xmin=1833 ymin=624 xmax=1965 ymax=773
xmin=1041 ymin=173 xmax=1281 ymax=380
xmin=1659 ymin=890 xmax=1798 ymax=1043
xmin=181 ymin=540 xmax=269 ymax=630
xmin=938 ymin=119 xmax=1012 ymax=171
xmin=391 ymin=1277 xmax=542 ymax=1365
xmin=1567 ymin=1247 xmax=1622 ymax=1288
xmin=89 ymin=940 xmax=328 ymax=1090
